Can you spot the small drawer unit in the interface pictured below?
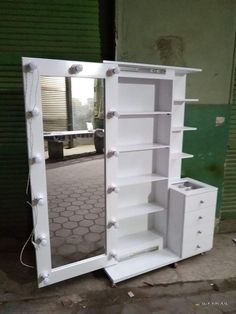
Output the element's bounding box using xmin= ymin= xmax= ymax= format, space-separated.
xmin=167 ymin=178 xmax=217 ymax=259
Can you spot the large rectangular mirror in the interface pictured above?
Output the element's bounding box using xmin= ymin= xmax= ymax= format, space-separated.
xmin=40 ymin=76 xmax=105 ymax=268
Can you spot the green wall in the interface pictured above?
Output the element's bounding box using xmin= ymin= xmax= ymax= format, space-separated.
xmin=116 ymin=0 xmax=236 ymax=104
xmin=116 ymin=0 xmax=236 ymax=228
xmin=183 ymin=104 xmax=231 ymax=219
xmin=0 ymin=0 xmax=102 ymax=242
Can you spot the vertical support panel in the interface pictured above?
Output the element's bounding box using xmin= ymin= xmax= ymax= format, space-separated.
xmin=105 ymin=72 xmax=119 ymax=261
xmin=23 ymin=65 xmax=52 ymax=286
xmin=169 ymin=74 xmax=186 ymax=181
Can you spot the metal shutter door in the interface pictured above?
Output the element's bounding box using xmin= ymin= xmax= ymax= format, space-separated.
xmin=221 ymin=55 xmax=236 ymax=225
xmin=0 ymin=0 xmax=101 ymax=239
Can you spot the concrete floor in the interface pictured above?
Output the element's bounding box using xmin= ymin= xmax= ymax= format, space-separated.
xmin=0 ymin=233 xmax=236 ymax=313
xmin=45 ymin=144 xmax=95 ymax=159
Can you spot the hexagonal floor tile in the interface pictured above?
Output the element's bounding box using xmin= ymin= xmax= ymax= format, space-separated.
xmin=69 ymin=215 xmax=83 ymax=222
xmin=73 ymin=226 xmax=89 ymax=235
xmin=66 ymin=234 xmax=83 ymax=245
xmin=79 ymin=220 xmax=93 ymax=227
xmin=55 ymin=228 xmax=71 ymax=237
xmin=63 ymin=221 xmax=78 ymax=229
xmin=84 ymin=233 xmax=101 ymax=242
xmin=58 ymin=244 xmax=77 ymax=256
xmin=90 ymin=225 xmax=105 ymax=233
xmin=50 ymin=223 xmax=61 ymax=231
xmin=54 ymin=217 xmax=68 ymax=224
xmin=85 ymin=213 xmax=98 ymax=220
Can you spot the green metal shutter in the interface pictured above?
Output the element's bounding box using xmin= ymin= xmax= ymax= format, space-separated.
xmin=221 ymin=59 xmax=236 ymax=223
xmin=0 ymin=0 xmax=102 ymax=239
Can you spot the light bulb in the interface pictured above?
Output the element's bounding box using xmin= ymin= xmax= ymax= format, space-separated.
xmin=40 ymin=272 xmax=50 ymax=284
xmin=107 ymin=110 xmax=120 ymax=119
xmin=37 ymin=235 xmax=48 ymax=247
xmin=31 ymin=154 xmax=42 ymax=164
xmin=107 ymin=149 xmax=119 ymax=158
xmin=109 ymin=218 xmax=119 ymax=229
xmin=24 ymin=62 xmax=37 ymax=73
xmin=26 ymin=108 xmax=40 ymax=119
xmin=110 ymin=250 xmax=117 ymax=259
xmin=33 ymin=194 xmax=44 ymax=206
xmin=107 ymin=185 xmax=119 ymax=194
xmin=68 ymin=64 xmax=83 ymax=74
xmin=106 ymin=67 xmax=120 ymax=76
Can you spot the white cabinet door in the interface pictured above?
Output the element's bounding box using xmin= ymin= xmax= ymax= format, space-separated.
xmin=22 ymin=57 xmax=119 ymax=287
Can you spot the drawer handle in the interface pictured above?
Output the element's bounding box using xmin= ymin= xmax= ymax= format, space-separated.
xmin=197 ymin=230 xmax=202 ymax=234
xmin=198 ymin=216 xmax=203 ymax=220
xmin=196 ymin=245 xmax=201 ymax=249
xmin=200 ymin=200 xmax=204 ymax=204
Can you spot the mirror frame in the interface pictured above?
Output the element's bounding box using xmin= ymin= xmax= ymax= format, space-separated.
xmin=22 ymin=57 xmax=118 ymax=287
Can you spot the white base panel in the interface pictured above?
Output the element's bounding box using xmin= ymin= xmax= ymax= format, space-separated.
xmin=116 ymin=230 xmax=163 ymax=260
xmin=105 ymin=248 xmax=179 ymax=283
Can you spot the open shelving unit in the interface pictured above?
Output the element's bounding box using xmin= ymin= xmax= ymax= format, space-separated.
xmin=105 ymin=61 xmax=201 ymax=283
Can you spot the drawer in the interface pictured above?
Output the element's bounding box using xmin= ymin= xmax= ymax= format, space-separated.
xmin=183 ymin=222 xmax=214 ymax=241
xmin=182 ymin=234 xmax=214 ymax=258
xmin=184 ymin=206 xmax=216 ymax=227
xmin=185 ymin=191 xmax=217 ymax=212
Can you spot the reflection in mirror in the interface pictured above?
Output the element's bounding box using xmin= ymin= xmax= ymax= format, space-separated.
xmin=40 ymin=76 xmax=105 ymax=268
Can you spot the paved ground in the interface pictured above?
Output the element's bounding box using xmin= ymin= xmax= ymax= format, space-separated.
xmin=0 ymin=233 xmax=236 ymax=313
xmin=1 ymin=279 xmax=236 ymax=313
xmin=46 ymin=155 xmax=105 ymax=267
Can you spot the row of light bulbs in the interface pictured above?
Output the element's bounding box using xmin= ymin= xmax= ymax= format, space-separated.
xmin=24 ymin=62 xmax=120 ymax=76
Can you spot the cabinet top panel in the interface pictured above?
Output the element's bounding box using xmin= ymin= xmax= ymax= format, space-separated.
xmin=170 ymin=177 xmax=218 ymax=195
xmin=103 ymin=60 xmax=202 ymax=74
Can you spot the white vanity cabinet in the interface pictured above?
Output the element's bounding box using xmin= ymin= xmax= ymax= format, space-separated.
xmin=23 ymin=57 xmax=218 ymax=287
xmin=168 ymin=178 xmax=217 ymax=258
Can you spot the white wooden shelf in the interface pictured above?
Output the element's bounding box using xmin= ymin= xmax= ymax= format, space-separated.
xmin=118 ymin=203 xmax=165 ymax=220
xmin=174 ymin=99 xmax=199 ymax=103
xmin=119 ymin=111 xmax=171 ymax=118
xmin=118 ymin=143 xmax=169 ymax=153
xmin=105 ymin=249 xmax=179 ymax=283
xmin=170 ymin=152 xmax=193 ymax=159
xmin=117 ymin=173 xmax=167 ymax=187
xmin=115 ymin=230 xmax=163 ymax=260
xmin=172 ymin=126 xmax=197 ymax=132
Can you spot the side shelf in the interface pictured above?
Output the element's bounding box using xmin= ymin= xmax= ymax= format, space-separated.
xmin=174 ymin=98 xmax=199 ymax=104
xmin=172 ymin=126 xmax=197 ymax=132
xmin=170 ymin=152 xmax=193 ymax=159
xmin=118 ymin=203 xmax=165 ymax=220
xmin=119 ymin=111 xmax=171 ymax=117
xmin=117 ymin=174 xmax=167 ymax=187
xmin=118 ymin=143 xmax=169 ymax=153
